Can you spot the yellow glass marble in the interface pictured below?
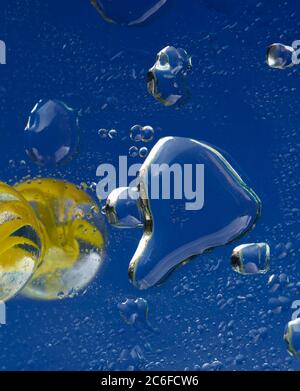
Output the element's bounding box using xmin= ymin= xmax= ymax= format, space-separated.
xmin=14 ymin=178 xmax=105 ymax=300
xmin=0 ymin=181 xmax=43 ymax=301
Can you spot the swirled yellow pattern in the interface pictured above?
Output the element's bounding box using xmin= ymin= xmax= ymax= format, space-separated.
xmin=14 ymin=178 xmax=105 ymax=300
xmin=0 ymin=181 xmax=43 ymax=301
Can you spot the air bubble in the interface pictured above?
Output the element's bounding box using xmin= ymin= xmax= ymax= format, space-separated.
xmin=141 ymin=126 xmax=154 ymax=143
xmin=24 ymin=99 xmax=79 ymax=166
xmin=130 ymin=125 xmax=143 ymax=142
xmin=147 ymin=46 xmax=192 ymax=106
xmin=139 ymin=146 xmax=148 ymax=158
xmin=266 ymin=43 xmax=295 ymax=69
xmin=108 ymin=129 xmax=118 ymax=139
xmin=129 ymin=146 xmax=139 ymax=158
xmin=98 ymin=128 xmax=108 ymax=138
xmin=231 ymin=243 xmax=270 ymax=275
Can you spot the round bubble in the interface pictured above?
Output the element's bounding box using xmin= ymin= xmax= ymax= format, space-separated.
xmin=98 ymin=128 xmax=108 ymax=138
xmin=15 ymin=179 xmax=106 ymax=300
xmin=0 ymin=181 xmax=43 ymax=302
xmin=129 ymin=146 xmax=139 ymax=157
xmin=141 ymin=126 xmax=154 ymax=142
xmin=24 ymin=99 xmax=79 ymax=166
xmin=266 ymin=43 xmax=295 ymax=69
xmin=130 ymin=125 xmax=143 ymax=142
xmin=91 ymin=0 xmax=168 ymax=26
xmin=139 ymin=146 xmax=148 ymax=158
xmin=108 ymin=129 xmax=118 ymax=139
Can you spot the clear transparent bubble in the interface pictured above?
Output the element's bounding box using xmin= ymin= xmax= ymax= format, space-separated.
xmin=118 ymin=297 xmax=148 ymax=325
xmin=98 ymin=128 xmax=108 ymax=138
xmin=284 ymin=318 xmax=300 ymax=359
xmin=130 ymin=125 xmax=143 ymax=142
xmin=104 ymin=187 xmax=143 ymax=228
xmin=266 ymin=43 xmax=295 ymax=69
xmin=141 ymin=126 xmax=154 ymax=142
xmin=129 ymin=146 xmax=139 ymax=157
xmin=0 ymin=181 xmax=43 ymax=302
xmin=230 ymin=243 xmax=270 ymax=275
xmin=15 ymin=178 xmax=106 ymax=300
xmin=24 ymin=99 xmax=79 ymax=166
xmin=108 ymin=129 xmax=118 ymax=139
xmin=91 ymin=0 xmax=168 ymax=26
xmin=108 ymin=136 xmax=261 ymax=289
xmin=147 ymin=46 xmax=192 ymax=106
xmin=139 ymin=146 xmax=148 ymax=158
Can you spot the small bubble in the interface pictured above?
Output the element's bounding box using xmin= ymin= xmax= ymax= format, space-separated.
xmin=129 ymin=146 xmax=139 ymax=157
xmin=139 ymin=147 xmax=148 ymax=158
xmin=266 ymin=43 xmax=295 ymax=69
xmin=80 ymin=182 xmax=88 ymax=191
xmin=101 ymin=205 xmax=107 ymax=215
xmin=90 ymin=182 xmax=97 ymax=191
xmin=98 ymin=128 xmax=108 ymax=138
xmin=130 ymin=125 xmax=143 ymax=142
xmin=142 ymin=126 xmax=154 ymax=142
xmin=108 ymin=129 xmax=118 ymax=139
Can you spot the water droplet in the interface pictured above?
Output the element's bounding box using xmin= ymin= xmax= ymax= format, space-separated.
xmin=147 ymin=46 xmax=192 ymax=106
xmin=139 ymin=146 xmax=148 ymax=158
xmin=266 ymin=43 xmax=295 ymax=69
xmin=129 ymin=146 xmax=139 ymax=157
xmin=231 ymin=243 xmax=270 ymax=275
xmin=24 ymin=99 xmax=79 ymax=166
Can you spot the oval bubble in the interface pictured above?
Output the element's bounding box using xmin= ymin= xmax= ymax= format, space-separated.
xmin=24 ymin=99 xmax=79 ymax=166
xmin=266 ymin=43 xmax=295 ymax=69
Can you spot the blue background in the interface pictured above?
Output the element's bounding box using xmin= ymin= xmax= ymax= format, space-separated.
xmin=0 ymin=0 xmax=299 ymax=370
